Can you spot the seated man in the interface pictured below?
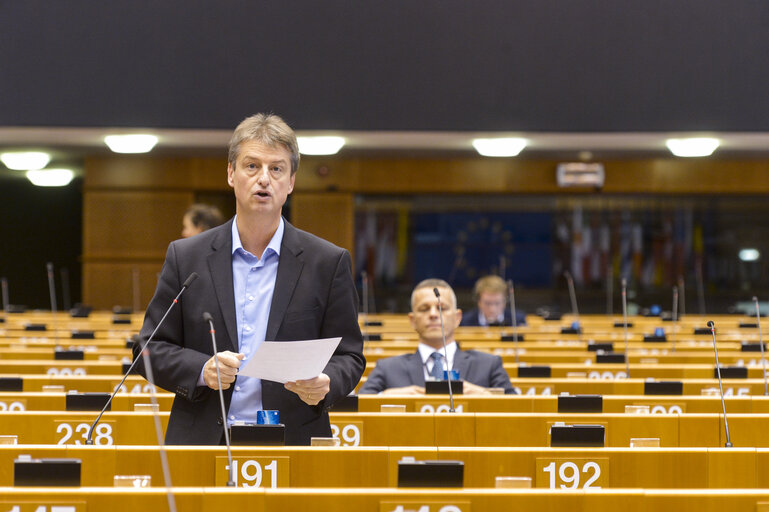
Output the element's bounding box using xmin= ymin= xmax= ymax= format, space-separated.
xmin=460 ymin=275 xmax=526 ymax=327
xmin=360 ymin=279 xmax=516 ymax=395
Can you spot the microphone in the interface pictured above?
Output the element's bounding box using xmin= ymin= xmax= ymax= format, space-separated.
xmin=708 ymin=320 xmax=733 ymax=448
xmin=139 ymin=345 xmax=177 ymax=511
xmin=46 ymin=262 xmax=60 ymax=349
xmin=672 ymin=286 xmax=679 ymax=353
xmin=60 ymin=267 xmax=71 ymax=312
xmin=696 ymin=260 xmax=706 ymax=315
xmin=564 ymin=270 xmax=581 ymax=341
xmin=203 ymin=311 xmax=235 ymax=487
xmin=753 ymin=297 xmax=768 ymax=396
xmin=132 ymin=267 xmax=141 ymax=314
xmin=433 ymin=287 xmax=455 ymax=413
xmin=507 ymin=280 xmax=519 ymax=364
xmin=1 ymin=277 xmax=8 ymax=313
xmin=86 ymin=272 xmax=198 ymax=445
xmin=621 ymin=278 xmax=630 ymax=378
xmin=361 ymin=271 xmax=370 ymax=345
xmin=677 ymin=275 xmax=686 ymax=317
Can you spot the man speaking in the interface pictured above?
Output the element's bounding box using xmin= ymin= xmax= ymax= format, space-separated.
xmin=134 ymin=113 xmax=365 ymax=445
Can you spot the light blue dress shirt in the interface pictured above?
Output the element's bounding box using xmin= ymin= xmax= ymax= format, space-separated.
xmin=226 ymin=216 xmax=284 ymax=426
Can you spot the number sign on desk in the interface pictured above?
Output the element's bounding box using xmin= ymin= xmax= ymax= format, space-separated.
xmin=381 ymin=501 xmax=470 ymax=512
xmin=535 ymin=458 xmax=609 ymax=489
xmin=330 ymin=421 xmax=363 ymax=446
xmin=215 ymin=456 xmax=289 ymax=488
xmin=512 ymin=385 xmax=552 ymax=396
xmin=416 ymin=401 xmax=467 ymax=413
xmin=0 ymin=503 xmax=85 ymax=512
xmin=0 ymin=399 xmax=26 ymax=411
xmin=54 ymin=420 xmax=114 ymax=445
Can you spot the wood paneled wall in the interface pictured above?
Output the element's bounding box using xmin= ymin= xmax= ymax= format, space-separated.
xmin=82 ymin=155 xmax=769 ymax=308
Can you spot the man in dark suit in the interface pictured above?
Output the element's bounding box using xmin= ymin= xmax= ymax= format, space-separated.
xmin=135 ymin=114 xmax=365 ymax=445
xmin=460 ymin=275 xmax=526 ymax=327
xmin=359 ymin=279 xmax=516 ymax=395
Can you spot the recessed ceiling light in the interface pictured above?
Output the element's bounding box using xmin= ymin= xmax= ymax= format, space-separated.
xmin=472 ymin=138 xmax=527 ymax=157
xmin=0 ymin=151 xmax=51 ymax=170
xmin=26 ymin=168 xmax=75 ymax=187
xmin=104 ymin=134 xmax=159 ymax=154
xmin=739 ymin=248 xmax=760 ymax=262
xmin=297 ymin=136 xmax=345 ymax=155
xmin=665 ymin=137 xmax=719 ymax=157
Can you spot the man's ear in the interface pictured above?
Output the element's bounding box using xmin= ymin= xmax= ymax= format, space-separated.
xmin=453 ymin=308 xmax=462 ymax=328
xmin=408 ymin=312 xmax=416 ymax=329
xmin=227 ymin=163 xmax=235 ymax=188
xmin=288 ymin=173 xmax=296 ymax=195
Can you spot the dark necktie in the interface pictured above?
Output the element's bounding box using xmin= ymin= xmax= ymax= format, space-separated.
xmin=429 ymin=352 xmax=445 ymax=380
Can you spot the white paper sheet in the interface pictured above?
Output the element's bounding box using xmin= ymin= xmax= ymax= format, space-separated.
xmin=239 ymin=337 xmax=342 ymax=383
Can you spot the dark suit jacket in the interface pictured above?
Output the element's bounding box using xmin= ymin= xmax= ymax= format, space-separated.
xmin=358 ymin=348 xmax=517 ymax=394
xmin=460 ymin=308 xmax=527 ymax=327
xmin=134 ymin=218 xmax=365 ymax=445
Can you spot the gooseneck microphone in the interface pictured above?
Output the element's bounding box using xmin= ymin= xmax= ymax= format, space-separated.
xmin=86 ymin=272 xmax=199 ymax=445
xmin=203 ymin=311 xmax=235 ymax=486
xmin=621 ymin=279 xmax=630 ymax=378
xmin=46 ymin=263 xmax=60 ymax=349
xmin=753 ymin=297 xmax=768 ymax=396
xmin=361 ymin=271 xmax=370 ymax=346
xmin=1 ymin=277 xmax=9 ymax=313
xmin=672 ymin=286 xmax=679 ymax=353
xmin=677 ymin=275 xmax=686 ymax=317
xmin=433 ymin=287 xmax=455 ymax=413
xmin=507 ymin=280 xmax=519 ymax=364
xmin=564 ymin=270 xmax=581 ymax=342
xmin=708 ymin=320 xmax=733 ymax=448
xmin=140 ymin=345 xmax=177 ymax=512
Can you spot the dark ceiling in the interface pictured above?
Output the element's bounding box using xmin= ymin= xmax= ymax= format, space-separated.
xmin=1 ymin=1 xmax=768 ymax=133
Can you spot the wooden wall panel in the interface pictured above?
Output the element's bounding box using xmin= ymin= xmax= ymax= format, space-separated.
xmin=83 ymin=262 xmax=164 ymax=311
xmin=83 ymin=191 xmax=192 ymax=259
xmin=290 ymin=192 xmax=355 ymax=258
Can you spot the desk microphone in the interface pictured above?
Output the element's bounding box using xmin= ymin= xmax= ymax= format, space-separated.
xmin=507 ymin=280 xmax=519 ymax=364
xmin=696 ymin=261 xmax=706 ymax=315
xmin=621 ymin=278 xmax=630 ymax=378
xmin=60 ymin=267 xmax=71 ymax=312
xmin=86 ymin=272 xmax=198 ymax=445
xmin=672 ymin=286 xmax=679 ymax=353
xmin=203 ymin=311 xmax=235 ymax=487
xmin=46 ymin=262 xmax=60 ymax=349
xmin=753 ymin=297 xmax=768 ymax=396
xmin=361 ymin=271 xmax=370 ymax=346
xmin=433 ymin=287 xmax=455 ymax=413
xmin=1 ymin=277 xmax=8 ymax=313
xmin=708 ymin=320 xmax=733 ymax=448
xmin=140 ymin=346 xmax=177 ymax=512
xmin=677 ymin=275 xmax=686 ymax=317
xmin=132 ymin=268 xmax=141 ymax=313
xmin=564 ymin=270 xmax=581 ymax=341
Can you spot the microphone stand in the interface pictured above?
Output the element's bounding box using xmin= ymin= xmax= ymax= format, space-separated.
xmin=708 ymin=321 xmax=733 ymax=448
xmin=1 ymin=277 xmax=8 ymax=313
xmin=622 ymin=278 xmax=630 ymax=378
xmin=507 ymin=280 xmax=519 ymax=364
xmin=433 ymin=288 xmax=455 ymax=413
xmin=672 ymin=286 xmax=679 ymax=353
xmin=141 ymin=348 xmax=177 ymax=512
xmin=86 ymin=273 xmax=198 ymax=445
xmin=754 ymin=297 xmax=768 ymax=396
xmin=46 ymin=263 xmax=60 ymax=350
xmin=678 ymin=275 xmax=686 ymax=317
xmin=203 ymin=312 xmax=236 ymax=486
xmin=361 ymin=271 xmax=370 ymax=347
xmin=564 ymin=270 xmax=581 ymax=343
